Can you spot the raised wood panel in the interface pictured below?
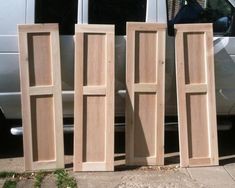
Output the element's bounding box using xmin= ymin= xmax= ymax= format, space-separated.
xmin=31 ymin=95 xmax=55 ymax=161
xmin=126 ymin=23 xmax=166 ymax=166
xmin=84 ymin=33 xmax=106 ymax=86
xmin=183 ymin=32 xmax=206 ymax=84
xmin=134 ymin=93 xmax=156 ymax=158
xmin=74 ymin=24 xmax=114 ymax=171
xmin=18 ymin=24 xmax=64 ymax=171
xmin=83 ymin=96 xmax=105 ymax=162
xmin=175 ymin=23 xmax=218 ymax=167
xmin=28 ymin=33 xmax=52 ymax=86
xmin=186 ymin=94 xmax=209 ymax=158
xmin=135 ymin=31 xmax=157 ymax=83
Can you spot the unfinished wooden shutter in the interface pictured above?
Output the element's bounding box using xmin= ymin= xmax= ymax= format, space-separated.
xmin=175 ymin=24 xmax=218 ymax=167
xmin=126 ymin=23 xmax=166 ymax=165
xmin=18 ymin=24 xmax=64 ymax=171
xmin=74 ymin=25 xmax=114 ymax=171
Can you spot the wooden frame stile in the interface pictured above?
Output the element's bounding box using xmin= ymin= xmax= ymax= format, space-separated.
xmin=174 ymin=23 xmax=218 ymax=167
xmin=18 ymin=24 xmax=64 ymax=171
xmin=126 ymin=22 xmax=166 ymax=166
xmin=74 ymin=24 xmax=115 ymax=171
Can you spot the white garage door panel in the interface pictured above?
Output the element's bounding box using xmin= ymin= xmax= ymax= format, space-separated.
xmin=0 ymin=0 xmax=26 ymax=35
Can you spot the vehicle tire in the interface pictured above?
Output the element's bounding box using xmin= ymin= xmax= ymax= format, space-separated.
xmin=0 ymin=109 xmax=8 ymax=153
xmin=0 ymin=109 xmax=6 ymax=135
xmin=0 ymin=110 xmax=12 ymax=141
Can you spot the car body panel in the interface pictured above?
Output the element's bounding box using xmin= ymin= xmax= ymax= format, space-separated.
xmin=1 ymin=0 xmax=235 ymax=119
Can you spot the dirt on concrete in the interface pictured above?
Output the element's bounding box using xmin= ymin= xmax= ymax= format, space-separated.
xmin=73 ymin=169 xmax=204 ymax=188
xmin=1 ymin=127 xmax=235 ymax=187
xmin=1 ymin=156 xmax=235 ymax=188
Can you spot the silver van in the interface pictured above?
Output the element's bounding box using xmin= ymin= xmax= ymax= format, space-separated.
xmin=1 ymin=0 xmax=235 ymax=134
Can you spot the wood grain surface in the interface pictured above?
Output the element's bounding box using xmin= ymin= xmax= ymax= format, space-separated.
xmin=126 ymin=22 xmax=166 ymax=166
xmin=175 ymin=23 xmax=218 ymax=167
xmin=18 ymin=24 xmax=64 ymax=171
xmin=74 ymin=24 xmax=115 ymax=171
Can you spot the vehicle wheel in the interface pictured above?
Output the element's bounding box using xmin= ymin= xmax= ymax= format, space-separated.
xmin=0 ymin=110 xmax=12 ymax=141
xmin=0 ymin=109 xmax=8 ymax=153
xmin=0 ymin=109 xmax=6 ymax=134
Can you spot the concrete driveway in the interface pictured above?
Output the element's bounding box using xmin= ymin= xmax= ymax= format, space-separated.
xmin=0 ymin=154 xmax=235 ymax=188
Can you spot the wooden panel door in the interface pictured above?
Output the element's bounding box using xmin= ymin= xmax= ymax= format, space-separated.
xmin=126 ymin=22 xmax=166 ymax=165
xmin=175 ymin=23 xmax=218 ymax=167
xmin=18 ymin=24 xmax=64 ymax=171
xmin=74 ymin=24 xmax=114 ymax=171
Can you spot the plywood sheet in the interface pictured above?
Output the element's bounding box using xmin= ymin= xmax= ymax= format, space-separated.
xmin=74 ymin=24 xmax=114 ymax=171
xmin=18 ymin=24 xmax=64 ymax=171
xmin=175 ymin=23 xmax=218 ymax=167
xmin=126 ymin=22 xmax=166 ymax=165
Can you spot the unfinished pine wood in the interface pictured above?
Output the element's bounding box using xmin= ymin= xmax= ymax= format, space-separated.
xmin=18 ymin=24 xmax=64 ymax=171
xmin=74 ymin=24 xmax=114 ymax=171
xmin=175 ymin=23 xmax=218 ymax=167
xmin=126 ymin=22 xmax=166 ymax=166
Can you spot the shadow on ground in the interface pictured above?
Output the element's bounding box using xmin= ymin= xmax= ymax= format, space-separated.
xmin=1 ymin=123 xmax=235 ymax=167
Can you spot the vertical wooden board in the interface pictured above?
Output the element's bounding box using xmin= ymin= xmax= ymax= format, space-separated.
xmin=28 ymin=33 xmax=52 ymax=86
xmin=18 ymin=24 xmax=64 ymax=171
xmin=31 ymin=95 xmax=55 ymax=162
xmin=84 ymin=34 xmax=105 ymax=86
xmin=183 ymin=33 xmax=206 ymax=84
xmin=83 ymin=96 xmax=105 ymax=162
xmin=186 ymin=94 xmax=209 ymax=158
xmin=135 ymin=31 xmax=157 ymax=83
xmin=175 ymin=24 xmax=218 ymax=167
xmin=126 ymin=23 xmax=166 ymax=166
xmin=74 ymin=24 xmax=114 ymax=171
xmin=134 ymin=93 xmax=156 ymax=158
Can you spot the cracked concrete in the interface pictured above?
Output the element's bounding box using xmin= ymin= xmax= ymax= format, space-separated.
xmin=0 ymin=156 xmax=235 ymax=188
xmin=73 ymin=170 xmax=204 ymax=188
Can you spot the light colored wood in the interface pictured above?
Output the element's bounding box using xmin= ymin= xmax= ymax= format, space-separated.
xmin=175 ymin=23 xmax=218 ymax=167
xmin=32 ymin=160 xmax=57 ymax=171
xmin=83 ymin=86 xmax=106 ymax=95
xmin=134 ymin=84 xmax=158 ymax=93
xmin=76 ymin=24 xmax=114 ymax=33
xmin=74 ymin=24 xmax=114 ymax=171
xmin=18 ymin=24 xmax=64 ymax=171
xmin=189 ymin=157 xmax=212 ymax=166
xmin=27 ymin=33 xmax=52 ymax=86
xmin=82 ymin=96 xmax=106 ymax=162
xmin=126 ymin=22 xmax=166 ymax=166
xmin=81 ymin=162 xmax=107 ymax=171
xmin=29 ymin=86 xmax=54 ymax=95
xmin=73 ymin=32 xmax=84 ymax=171
xmin=185 ymin=84 xmax=207 ymax=93
xmin=83 ymin=33 xmax=106 ymax=86
xmin=127 ymin=157 xmax=157 ymax=165
xmin=31 ymin=96 xmax=55 ymax=162
xmin=174 ymin=23 xmax=212 ymax=32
